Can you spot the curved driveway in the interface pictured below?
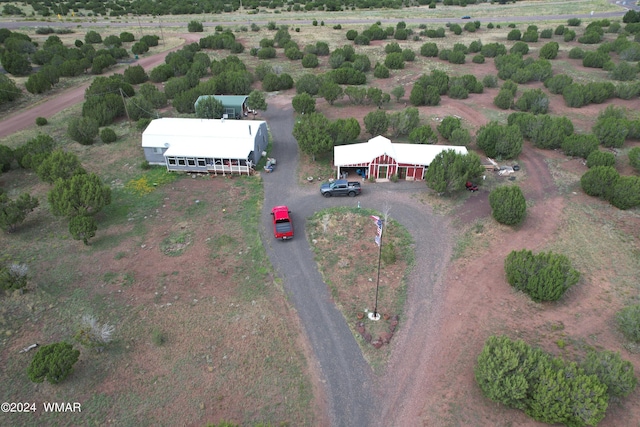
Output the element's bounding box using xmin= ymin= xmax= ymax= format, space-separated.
xmin=260 ymin=105 xmax=454 ymax=426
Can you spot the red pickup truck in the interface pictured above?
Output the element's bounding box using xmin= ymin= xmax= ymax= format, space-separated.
xmin=271 ymin=206 xmax=294 ymax=240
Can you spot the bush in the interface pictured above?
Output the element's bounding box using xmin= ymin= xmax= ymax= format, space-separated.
xmin=580 ymin=166 xmax=620 ymax=200
xmin=27 ymin=342 xmax=80 ymax=384
xmin=100 ymin=128 xmax=117 ymax=144
xmin=437 ymin=116 xmax=461 ymax=140
xmin=586 ymin=150 xmax=616 ymax=168
xmin=346 ymin=29 xmax=358 ymax=40
xmin=67 ymin=117 xmax=99 ymax=145
xmin=539 ymin=41 xmax=559 ymax=59
xmin=408 ymin=125 xmax=438 ymax=144
xmin=515 ymin=89 xmax=549 ymax=114
xmin=420 ymin=42 xmax=438 ymax=57
xmin=35 ymin=117 xmax=48 ymax=126
xmin=544 ymin=74 xmax=573 ymax=95
xmin=581 ymin=350 xmax=637 ymax=398
xmin=494 ymin=88 xmax=514 ymax=110
xmin=0 ymin=262 xmax=29 ymax=291
xmin=505 ymin=249 xmax=580 ymax=301
xmin=381 ymin=242 xmax=396 ymax=265
xmin=384 ymin=52 xmax=405 ymax=69
xmin=616 ymin=304 xmax=640 ymax=342
xmin=507 ymin=29 xmax=521 ymax=41
xmin=187 ymin=21 xmax=203 ymax=32
xmin=489 ymin=185 xmax=526 ymax=226
xmin=374 ymin=64 xmax=390 ymax=79
xmin=301 ymin=54 xmax=319 ymax=68
xmin=562 ymin=134 xmax=599 ymax=158
xmin=593 ymin=117 xmax=629 ymax=148
xmin=482 ymin=75 xmax=498 ymax=88
xmin=628 ymin=146 xmax=640 ymax=172
xmin=510 ymin=41 xmax=529 ymax=55
xmin=123 ymin=64 xmax=148 ymax=85
xmin=476 ymin=122 xmax=523 ymax=159
xmin=292 ymin=93 xmax=316 ymax=114
xmin=610 ymin=175 xmax=640 ymax=209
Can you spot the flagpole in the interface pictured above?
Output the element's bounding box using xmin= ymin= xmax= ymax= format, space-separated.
xmin=373 ymin=222 xmax=383 ymax=319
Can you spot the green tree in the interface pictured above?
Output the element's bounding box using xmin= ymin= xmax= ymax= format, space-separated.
xmin=437 ymin=116 xmax=462 ymax=140
xmin=425 ymin=150 xmax=484 ymax=195
xmin=69 ymin=214 xmax=97 ymax=245
xmin=593 ymin=117 xmax=629 ymax=148
xmin=610 ymin=176 xmax=640 ymax=210
xmin=544 ymin=74 xmax=573 ymax=94
xmin=539 ymin=41 xmax=559 ymax=59
xmin=247 ymin=90 xmax=267 ymax=118
xmin=1 ymin=50 xmax=32 ymax=76
xmin=526 ymin=361 xmax=608 ymax=427
xmin=292 ymin=93 xmax=316 ymax=114
xmin=505 ymin=249 xmax=580 ymax=302
xmin=27 ymin=342 xmax=80 ymax=384
xmin=188 ymin=20 xmax=204 ymax=32
xmin=301 ymin=53 xmax=319 ymax=68
xmin=344 ymin=86 xmax=367 ymax=105
xmin=126 ymin=96 xmax=155 ymax=122
xmin=330 ymin=118 xmax=361 ymax=145
xmin=628 ymin=146 xmax=640 ymax=172
xmin=364 ymin=110 xmax=389 ymax=137
xmin=449 ymin=128 xmax=471 ymax=146
xmin=67 ymin=117 xmax=99 ymax=145
xmin=36 ymin=150 xmax=85 ymax=184
xmin=580 ymin=166 xmax=620 ymax=200
xmin=292 ymin=112 xmax=333 ymax=161
xmin=391 ymin=86 xmax=405 ymax=102
xmin=475 ymin=335 xmax=544 ymax=409
xmin=0 ymin=262 xmax=28 ymax=291
xmin=85 ymin=30 xmax=102 ymax=44
xmin=0 ymin=193 xmax=39 ymax=233
xmin=616 ymin=304 xmax=640 ymax=342
xmin=515 ymin=89 xmax=549 ymax=114
xmin=561 ymin=134 xmax=599 ymax=159
xmin=409 ymin=125 xmax=437 ymax=144
xmin=489 ymin=185 xmax=526 ymax=226
xmin=0 ymin=145 xmax=13 ymax=173
xmin=586 ymin=151 xmax=616 ymax=168
xmin=0 ymin=74 xmax=22 ymax=105
xmin=493 ymin=88 xmax=514 ymax=110
xmin=388 ymin=108 xmax=419 ymax=138
xmin=48 ymin=173 xmax=111 ymax=218
xmin=320 ymin=81 xmax=344 ymax=105
xmin=295 ymin=73 xmax=320 ymax=95
xmin=100 ymin=128 xmax=117 ymax=144
xmin=195 ymin=96 xmax=224 ymax=119
xmin=14 ymin=134 xmax=56 ymax=170
xmin=581 ymin=350 xmax=637 ymax=398
xmin=123 ymin=65 xmax=148 ymax=85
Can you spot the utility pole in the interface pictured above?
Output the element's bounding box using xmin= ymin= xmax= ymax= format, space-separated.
xmin=119 ymin=88 xmax=131 ymax=126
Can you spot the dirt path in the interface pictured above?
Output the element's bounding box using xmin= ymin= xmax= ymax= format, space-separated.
xmin=0 ymin=33 xmax=201 ymax=139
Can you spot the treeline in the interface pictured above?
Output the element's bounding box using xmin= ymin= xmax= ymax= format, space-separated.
xmin=4 ymin=0 xmax=521 ymax=17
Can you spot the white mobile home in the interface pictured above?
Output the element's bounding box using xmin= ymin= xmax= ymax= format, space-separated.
xmin=141 ymin=118 xmax=268 ymax=175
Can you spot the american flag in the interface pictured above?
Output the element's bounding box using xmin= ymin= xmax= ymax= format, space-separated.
xmin=370 ymin=215 xmax=383 ymax=246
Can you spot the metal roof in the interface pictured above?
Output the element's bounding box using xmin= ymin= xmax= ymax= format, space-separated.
xmin=194 ymin=95 xmax=248 ymax=110
xmin=334 ymin=135 xmax=468 ymax=167
xmin=141 ymin=118 xmax=265 ymax=158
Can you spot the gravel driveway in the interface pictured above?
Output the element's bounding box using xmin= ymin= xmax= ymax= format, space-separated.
xmin=260 ymin=103 xmax=454 ymax=426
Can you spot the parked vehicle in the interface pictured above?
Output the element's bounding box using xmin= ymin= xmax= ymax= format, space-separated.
xmin=271 ymin=206 xmax=293 ymax=240
xmin=320 ymin=179 xmax=362 ymax=197
xmin=466 ymin=181 xmax=479 ymax=192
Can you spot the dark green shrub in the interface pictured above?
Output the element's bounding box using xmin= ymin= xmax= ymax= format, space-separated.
xmin=563 ymin=84 xmax=587 ymax=108
xmin=507 ymin=29 xmax=521 ymax=41
xmin=580 ymin=166 xmax=620 ymax=200
xmin=505 ymin=249 xmax=580 ymax=302
xmin=562 ymin=134 xmax=599 ymax=159
xmin=0 ymin=262 xmax=29 ymax=290
xmin=187 ymin=21 xmax=203 ymax=32
xmin=408 ymin=125 xmax=437 ymax=144
xmin=381 ymin=242 xmax=396 ymax=265
xmin=568 ymin=47 xmax=585 ymax=59
xmin=568 ymin=18 xmax=582 ymax=26
xmin=136 ymin=118 xmax=152 ymax=132
xmin=510 ymin=41 xmax=529 ymax=55
xmin=35 ymin=117 xmax=48 ymax=126
xmin=489 ymin=185 xmax=526 ymax=226
xmin=593 ymin=117 xmax=629 ymax=148
xmin=522 ymin=30 xmax=538 ymax=43
xmin=475 ymin=335 xmax=545 ymax=410
xmin=100 ymin=128 xmax=117 ymax=144
xmin=581 ymin=350 xmax=637 ymax=398
xmin=27 ymin=342 xmax=80 ymax=384
xmin=420 ymin=42 xmax=438 ymax=57
xmin=374 ymin=64 xmax=390 ymax=78
xmin=616 ymin=304 xmax=640 ymax=342
xmin=482 ymin=75 xmax=498 ymax=88
xmin=544 ymin=74 xmax=573 ymax=94
xmin=301 ymin=54 xmax=319 ymax=68
xmin=610 ymin=175 xmax=640 ymax=209
xmin=346 ymin=30 xmax=358 ymax=40
xmin=586 ymin=150 xmax=616 ymax=168
xmin=539 ymin=41 xmax=559 ymax=59
xmin=540 ymin=29 xmax=553 ymax=39
xmin=384 ymin=52 xmax=405 ymax=69
xmin=68 ymin=117 xmax=99 ymax=145
xmin=628 ymin=146 xmax=640 ymax=172
xmin=476 ymin=122 xmax=523 ymax=159
xmin=437 ymin=116 xmax=461 ymax=140
xmin=515 ymin=89 xmax=549 ymax=114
